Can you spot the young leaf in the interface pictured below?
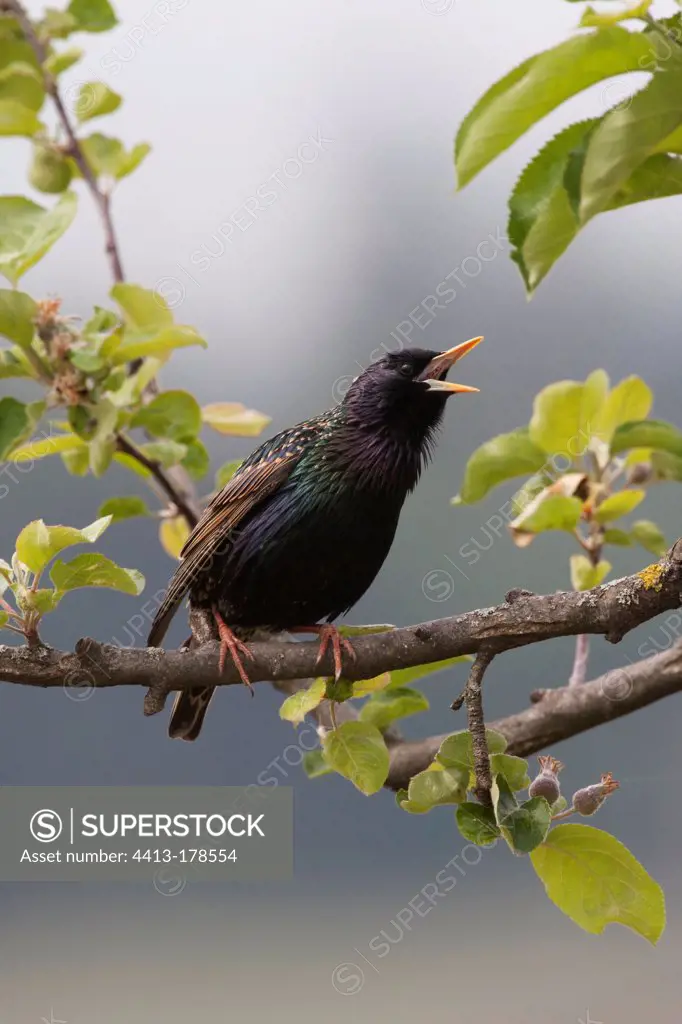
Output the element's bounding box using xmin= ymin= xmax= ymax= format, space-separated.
xmin=611 ymin=419 xmax=682 ymax=459
xmin=202 ymin=403 xmax=271 ymax=437
xmin=603 ymin=528 xmax=632 ymax=546
xmin=97 ymin=496 xmax=150 ymax=522
xmin=489 ymin=753 xmax=531 ymax=792
xmin=529 ymin=377 xmax=604 ymax=455
xmin=437 ymin=729 xmax=507 ymax=773
xmin=0 ymin=99 xmax=42 ymax=137
xmin=530 ymin=823 xmax=665 ymax=943
xmin=570 ymin=554 xmax=612 ymax=591
xmin=0 ymin=288 xmax=37 ymax=347
xmin=67 ymin=0 xmax=117 ymax=33
xmin=159 ymin=516 xmax=190 ymax=560
xmin=456 ymin=802 xmax=501 ymax=846
xmin=492 ymin=775 xmax=551 ymax=854
xmin=594 ymin=489 xmax=645 ymax=523
xmin=350 ymin=673 xmax=391 ymax=698
xmin=8 ymin=433 xmax=86 ymax=461
xmin=15 ymin=515 xmax=112 ymax=573
xmin=302 ymin=749 xmax=333 ymax=779
xmin=182 ymin=438 xmax=210 ymax=480
xmin=74 ymin=81 xmax=122 ymax=122
xmin=215 ymin=459 xmax=242 ymax=489
xmin=109 ymin=325 xmax=207 ymax=364
xmin=0 ymin=396 xmax=29 ymax=459
xmin=453 ymin=428 xmax=546 ymax=504
xmin=407 ymin=764 xmax=469 ymax=809
xmin=387 ymin=656 xmax=469 ymax=689
xmin=130 ymin=390 xmax=202 ymax=442
xmin=0 ymin=192 xmax=77 ymax=285
xmin=50 ymin=553 xmax=144 ymax=595
xmin=455 ymin=27 xmax=655 ymax=188
xmin=510 ymin=494 xmax=583 ymax=545
xmin=593 ymin=376 xmax=653 ymax=444
xmin=140 ymin=440 xmax=187 ymax=467
xmin=358 ymin=686 xmax=429 ymax=730
xmin=44 ymin=46 xmax=83 ymax=76
xmin=630 ymin=519 xmax=667 ymax=557
xmin=322 ymin=721 xmax=390 ymax=795
xmin=110 ymin=282 xmax=173 ymax=333
xmin=581 ymin=68 xmax=682 ymax=222
xmin=278 ymin=678 xmax=327 ymax=724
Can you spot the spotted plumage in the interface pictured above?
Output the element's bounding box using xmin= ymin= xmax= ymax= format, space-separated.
xmin=148 ymin=339 xmax=482 ymax=739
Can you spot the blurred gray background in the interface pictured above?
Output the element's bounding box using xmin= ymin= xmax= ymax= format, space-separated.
xmin=2 ymin=0 xmax=682 ymax=1020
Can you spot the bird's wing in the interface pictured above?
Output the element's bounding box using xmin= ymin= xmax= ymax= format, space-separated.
xmin=147 ymin=415 xmax=328 ymax=646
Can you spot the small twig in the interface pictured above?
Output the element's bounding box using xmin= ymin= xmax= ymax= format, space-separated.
xmin=568 ymin=633 xmax=590 ymax=687
xmin=551 ymin=805 xmax=577 ymax=822
xmin=116 ymin=433 xmax=199 ymax=529
xmin=459 ymin=644 xmax=498 ymax=806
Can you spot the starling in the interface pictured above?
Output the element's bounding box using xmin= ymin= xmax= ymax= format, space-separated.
xmin=148 ymin=337 xmax=483 ymax=739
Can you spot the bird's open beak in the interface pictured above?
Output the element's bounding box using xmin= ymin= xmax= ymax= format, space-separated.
xmin=421 ymin=336 xmax=483 ymax=394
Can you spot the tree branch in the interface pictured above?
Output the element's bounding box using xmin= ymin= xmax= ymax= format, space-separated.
xmin=115 ymin=434 xmax=199 ymax=528
xmin=7 ymin=0 xmax=125 ymax=283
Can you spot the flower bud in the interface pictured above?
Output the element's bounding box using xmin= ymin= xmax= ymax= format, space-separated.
xmin=572 ymin=772 xmax=619 ymax=816
xmin=528 ymin=755 xmax=564 ymax=804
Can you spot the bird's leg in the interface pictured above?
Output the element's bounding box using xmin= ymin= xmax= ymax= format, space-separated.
xmin=294 ymin=624 xmax=356 ymax=681
xmin=212 ymin=606 xmax=255 ymax=695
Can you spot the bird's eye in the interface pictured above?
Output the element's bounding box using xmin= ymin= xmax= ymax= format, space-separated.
xmin=398 ymin=362 xmax=413 ymax=377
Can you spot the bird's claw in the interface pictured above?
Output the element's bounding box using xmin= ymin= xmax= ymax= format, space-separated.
xmin=212 ymin=606 xmax=255 ymax=695
xmin=315 ymin=625 xmax=356 ymax=682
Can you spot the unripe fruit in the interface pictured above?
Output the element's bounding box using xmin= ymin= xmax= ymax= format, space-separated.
xmin=529 ymin=755 xmax=563 ymax=804
xmin=572 ymin=771 xmax=619 ymax=816
xmin=29 ymin=145 xmax=73 ymax=194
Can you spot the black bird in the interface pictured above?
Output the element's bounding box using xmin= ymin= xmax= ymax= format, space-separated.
xmin=148 ymin=337 xmax=483 ymax=739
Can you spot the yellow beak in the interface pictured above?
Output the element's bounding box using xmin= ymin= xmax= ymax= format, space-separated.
xmin=422 ymin=336 xmax=483 ymax=393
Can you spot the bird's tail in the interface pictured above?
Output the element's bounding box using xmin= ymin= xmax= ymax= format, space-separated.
xmin=168 ymin=687 xmax=216 ymax=740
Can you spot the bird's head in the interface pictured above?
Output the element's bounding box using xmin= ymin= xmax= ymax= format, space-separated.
xmin=342 ymin=337 xmax=483 ymax=438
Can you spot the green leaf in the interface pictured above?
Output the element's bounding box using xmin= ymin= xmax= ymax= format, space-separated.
xmin=109 ymin=325 xmax=206 ymax=364
xmin=581 ymin=68 xmax=682 ymax=222
xmin=0 ymin=611 xmax=8 ymax=629
xmin=593 ymin=376 xmax=653 ymax=444
xmin=97 ymin=496 xmax=150 ymax=522
xmin=490 ymin=753 xmax=531 ymax=792
xmin=182 ymin=438 xmax=210 ymax=480
xmin=8 ymin=433 xmax=86 ymax=461
xmin=50 ymin=552 xmax=144 ymax=596
xmin=110 ymin=282 xmax=173 ymax=333
xmin=0 ymin=290 xmax=36 ymax=347
xmin=603 ymin=528 xmax=632 ymax=546
xmin=130 ymin=390 xmax=202 ymax=442
xmin=611 ymin=419 xmax=682 ymax=458
xmin=0 ymin=99 xmax=42 ymax=136
xmin=594 ymin=489 xmax=645 ymax=523
xmin=570 ymin=554 xmax=612 ymax=591
xmin=23 ymin=588 xmax=61 ymax=614
xmin=453 ymin=428 xmax=546 ymax=504
xmin=159 ymin=515 xmax=190 ymax=560
xmin=349 ymin=674 xmax=390 ymax=699
xmin=15 ymin=515 xmax=111 ymax=574
xmin=0 ymin=348 xmax=31 ymax=378
xmin=511 ymin=494 xmax=583 ymax=541
xmin=437 ymin=729 xmax=507 ymax=773
xmin=44 ymin=46 xmax=83 ymax=76
xmin=302 ymin=749 xmax=333 ymax=779
xmin=78 ymin=133 xmax=150 ymax=179
xmin=530 ymin=823 xmax=665 ymax=943
xmin=387 ymin=656 xmax=469 ymax=689
xmin=358 ymin=686 xmax=429 ymax=731
xmin=322 ymin=721 xmax=390 ymax=795
xmin=215 ymin=458 xmax=242 ymax=489
xmin=0 ymin=396 xmax=29 ymax=459
xmin=202 ymin=403 xmax=271 ymax=437
xmin=529 ymin=377 xmax=605 ymax=455
xmin=139 ymin=440 xmax=187 ymax=468
xmin=492 ymin=775 xmax=551 ymax=854
xmin=67 ymin=0 xmax=117 ymax=33
xmin=508 ymin=119 xmax=598 ymax=292
xmin=407 ymin=764 xmax=469 ymax=810
xmin=651 ymin=450 xmax=682 ymax=482
xmin=0 ymin=40 xmax=38 ymax=71
xmin=61 ymin=446 xmax=89 ymax=476
xmin=630 ymin=519 xmax=668 ymax=557
xmin=456 ymin=803 xmax=501 ymax=846
xmin=74 ymin=81 xmax=122 ymax=122
xmin=455 ymin=27 xmax=655 ymax=188
xmin=0 ymin=192 xmax=77 ymax=285
xmin=580 ymin=1 xmax=652 ymax=28
xmin=0 ymin=62 xmax=44 ymax=111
